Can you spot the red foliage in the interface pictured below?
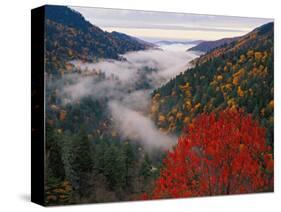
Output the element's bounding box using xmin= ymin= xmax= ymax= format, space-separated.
xmin=142 ymin=109 xmax=273 ymax=199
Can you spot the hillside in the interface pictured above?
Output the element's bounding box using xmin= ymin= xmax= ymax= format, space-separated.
xmin=45 ymin=5 xmax=153 ymax=76
xmin=43 ymin=6 xmax=273 ymax=204
xmin=192 ymin=22 xmax=273 ymax=65
xmin=44 ymin=5 xmax=159 ymax=205
xmin=151 ymin=22 xmax=273 ymax=145
xmin=187 ymin=37 xmax=239 ymax=52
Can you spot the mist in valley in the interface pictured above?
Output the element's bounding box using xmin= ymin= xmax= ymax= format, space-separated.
xmin=52 ymin=43 xmax=201 ymax=150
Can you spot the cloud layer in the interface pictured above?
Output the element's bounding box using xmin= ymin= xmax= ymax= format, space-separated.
xmin=55 ymin=44 xmax=199 ymax=150
xmin=109 ymin=101 xmax=177 ymax=150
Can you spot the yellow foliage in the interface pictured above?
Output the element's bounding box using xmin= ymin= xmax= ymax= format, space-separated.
xmin=234 ymin=68 xmax=245 ymax=77
xmin=184 ymin=100 xmax=192 ymax=110
xmin=153 ymin=93 xmax=161 ymax=100
xmin=223 ymin=66 xmax=228 ymax=72
xmin=184 ymin=82 xmax=190 ymax=87
xmin=227 ymin=98 xmax=236 ymax=107
xmin=237 ymin=86 xmax=244 ymax=97
xmin=225 ymin=83 xmax=232 ymax=90
xmin=179 ymin=82 xmax=190 ymax=90
xmin=268 ymin=100 xmax=274 ymax=109
xmin=180 ymin=82 xmax=192 ymax=97
xmin=151 ymin=104 xmax=159 ymax=113
xmin=217 ymin=75 xmax=223 ymax=81
xmin=158 ymin=115 xmax=166 ymax=122
xmin=176 ymin=112 xmax=183 ymax=119
xmin=232 ymin=68 xmax=245 ymax=85
xmin=247 ymin=50 xmax=254 ymax=58
xmin=254 ymin=52 xmax=262 ymax=60
xmin=183 ymin=117 xmax=190 ymax=124
xmin=195 ymin=103 xmax=201 ymax=109
xmin=239 ymin=54 xmax=246 ymax=63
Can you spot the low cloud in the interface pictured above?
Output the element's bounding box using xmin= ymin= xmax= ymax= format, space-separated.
xmin=53 ymin=44 xmax=199 ymax=150
xmin=109 ymin=101 xmax=177 ymax=150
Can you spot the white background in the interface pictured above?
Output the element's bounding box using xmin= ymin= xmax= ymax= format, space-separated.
xmin=0 ymin=0 xmax=279 ymax=211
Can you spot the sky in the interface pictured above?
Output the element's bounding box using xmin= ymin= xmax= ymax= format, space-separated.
xmin=70 ymin=6 xmax=272 ymax=42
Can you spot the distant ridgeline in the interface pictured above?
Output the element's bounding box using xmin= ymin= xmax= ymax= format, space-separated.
xmin=45 ymin=5 xmax=153 ymax=76
xmin=187 ymin=37 xmax=240 ymax=53
xmin=151 ymin=22 xmax=273 ymax=146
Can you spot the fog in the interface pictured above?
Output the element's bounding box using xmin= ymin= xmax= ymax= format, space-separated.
xmin=60 ymin=44 xmax=200 ymax=150
xmin=109 ymin=101 xmax=177 ymax=150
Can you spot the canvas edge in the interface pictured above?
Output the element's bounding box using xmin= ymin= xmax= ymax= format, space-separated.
xmin=31 ymin=5 xmax=46 ymax=206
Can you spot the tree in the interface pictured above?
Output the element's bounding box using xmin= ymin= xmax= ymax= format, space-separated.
xmin=61 ymin=128 xmax=93 ymax=196
xmin=46 ymin=124 xmax=65 ymax=180
xmin=139 ymin=155 xmax=152 ymax=182
xmin=141 ymin=109 xmax=273 ymax=200
xmin=103 ymin=144 xmax=126 ymax=190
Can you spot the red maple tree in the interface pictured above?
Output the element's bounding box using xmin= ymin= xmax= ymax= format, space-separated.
xmin=141 ymin=109 xmax=273 ymax=199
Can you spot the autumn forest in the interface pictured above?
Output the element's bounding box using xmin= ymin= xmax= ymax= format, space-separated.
xmin=43 ymin=5 xmax=274 ymax=205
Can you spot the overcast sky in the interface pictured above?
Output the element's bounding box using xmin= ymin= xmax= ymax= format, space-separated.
xmin=70 ymin=6 xmax=272 ymax=42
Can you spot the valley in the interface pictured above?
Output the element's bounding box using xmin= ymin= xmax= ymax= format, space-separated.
xmin=43 ymin=5 xmax=273 ymax=205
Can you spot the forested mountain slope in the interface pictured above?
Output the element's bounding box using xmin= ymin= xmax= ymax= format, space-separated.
xmin=45 ymin=5 xmax=153 ymax=76
xmin=151 ymin=22 xmax=273 ymax=145
xmin=44 ymin=6 xmax=159 ymax=205
xmin=187 ymin=36 xmax=239 ymax=52
xmin=43 ymin=6 xmax=273 ymax=204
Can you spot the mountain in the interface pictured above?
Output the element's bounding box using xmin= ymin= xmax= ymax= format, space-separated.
xmin=192 ymin=22 xmax=273 ymax=65
xmin=155 ymin=40 xmax=203 ymax=46
xmin=111 ymin=31 xmax=155 ymax=51
xmin=187 ymin=37 xmax=240 ymax=52
xmin=45 ymin=5 xmax=153 ymax=75
xmin=150 ymin=22 xmax=273 ymax=146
